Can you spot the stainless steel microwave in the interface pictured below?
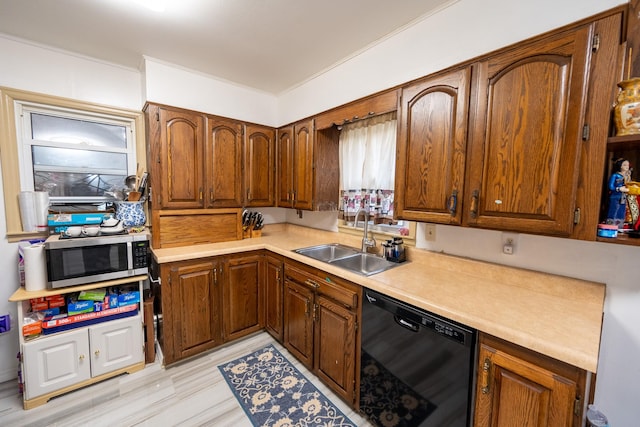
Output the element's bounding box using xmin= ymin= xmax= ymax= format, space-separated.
xmin=44 ymin=233 xmax=150 ymax=289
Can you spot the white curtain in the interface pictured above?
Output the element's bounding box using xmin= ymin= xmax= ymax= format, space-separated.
xmin=339 ymin=112 xmax=397 ymax=191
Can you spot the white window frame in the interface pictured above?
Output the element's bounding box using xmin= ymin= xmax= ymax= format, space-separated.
xmin=15 ymin=101 xmax=138 ymax=204
xmin=0 ymin=86 xmax=146 ymax=241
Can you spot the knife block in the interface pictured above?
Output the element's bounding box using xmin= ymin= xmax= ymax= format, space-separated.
xmin=251 ymin=229 xmax=262 ymax=238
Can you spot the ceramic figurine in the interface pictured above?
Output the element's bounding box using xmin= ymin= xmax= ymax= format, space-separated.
xmin=607 ymin=158 xmax=631 ymax=228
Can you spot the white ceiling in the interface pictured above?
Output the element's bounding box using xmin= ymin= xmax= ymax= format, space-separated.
xmin=0 ymin=0 xmax=454 ymax=94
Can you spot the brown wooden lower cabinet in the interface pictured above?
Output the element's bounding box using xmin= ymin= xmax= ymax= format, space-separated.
xmin=224 ymin=252 xmax=263 ymax=341
xmin=264 ymin=254 xmax=284 ymax=342
xmin=283 ymin=261 xmax=360 ymax=405
xmin=158 ymin=251 xmax=596 ymax=419
xmin=314 ymin=293 xmax=357 ymax=403
xmin=159 ymin=252 xmax=264 ymax=365
xmin=162 ymin=258 xmax=223 ymax=365
xmin=474 ymin=333 xmax=591 ymax=427
xmin=159 ymin=253 xmax=361 ymax=405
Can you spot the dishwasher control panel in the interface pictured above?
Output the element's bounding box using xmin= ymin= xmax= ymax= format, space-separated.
xmin=422 ymin=316 xmax=467 ymax=345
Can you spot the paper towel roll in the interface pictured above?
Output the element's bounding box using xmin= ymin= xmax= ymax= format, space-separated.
xmin=18 ymin=191 xmax=37 ymax=232
xmin=23 ymin=243 xmax=47 ymax=292
xmin=34 ymin=191 xmax=50 ymax=232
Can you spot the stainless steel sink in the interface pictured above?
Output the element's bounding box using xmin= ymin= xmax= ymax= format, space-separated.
xmin=328 ymin=252 xmax=398 ymax=276
xmin=293 ymin=243 xmax=399 ymax=276
xmin=294 ymin=243 xmax=360 ymax=262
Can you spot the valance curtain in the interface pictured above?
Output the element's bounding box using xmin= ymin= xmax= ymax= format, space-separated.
xmin=339 ymin=112 xmax=397 ymax=191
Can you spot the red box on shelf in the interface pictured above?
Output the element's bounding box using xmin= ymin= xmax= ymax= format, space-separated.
xmin=42 ymin=304 xmax=137 ymax=329
xmin=30 ymin=301 xmax=48 ymax=311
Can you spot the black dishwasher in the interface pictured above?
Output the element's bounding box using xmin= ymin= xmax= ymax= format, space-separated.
xmin=360 ymin=289 xmax=477 ymax=427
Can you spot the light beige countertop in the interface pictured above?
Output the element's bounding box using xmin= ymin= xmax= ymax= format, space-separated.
xmin=152 ymin=224 xmax=605 ymax=373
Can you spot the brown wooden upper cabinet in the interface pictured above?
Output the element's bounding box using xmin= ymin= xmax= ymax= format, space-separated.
xmin=394 ymin=26 xmax=597 ymax=235
xmin=278 ymin=119 xmax=316 ymax=210
xmin=244 ymin=124 xmax=276 ymax=207
xmin=207 ymin=116 xmax=243 ymax=208
xmin=315 ymin=89 xmax=399 ymax=130
xmin=277 ymin=118 xmax=340 ymax=211
xmin=146 ymin=104 xmax=206 ymax=209
xmin=395 ymin=67 xmax=471 ymax=225
xmin=464 ymin=26 xmax=593 ymax=236
xmin=146 ymin=103 xmax=276 ymax=210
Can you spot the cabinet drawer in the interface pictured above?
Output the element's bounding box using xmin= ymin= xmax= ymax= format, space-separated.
xmin=284 ymin=264 xmax=359 ymax=309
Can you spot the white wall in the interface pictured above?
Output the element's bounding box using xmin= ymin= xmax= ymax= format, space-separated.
xmin=278 ymin=0 xmax=622 ymax=125
xmin=0 ymin=35 xmax=142 ymax=110
xmin=277 ymin=0 xmax=635 ymax=424
xmin=143 ymin=58 xmax=278 ymax=126
xmin=415 ymin=224 xmax=639 ymax=425
xmin=0 ymin=35 xmax=143 ymax=382
xmin=0 ymin=0 xmax=635 ymax=424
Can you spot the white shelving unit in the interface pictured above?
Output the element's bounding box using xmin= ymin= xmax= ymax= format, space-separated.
xmin=9 ymin=275 xmax=147 ymax=409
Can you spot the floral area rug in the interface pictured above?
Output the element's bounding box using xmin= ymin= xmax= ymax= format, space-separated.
xmin=359 ymin=350 xmax=436 ymax=427
xmin=218 ymin=345 xmax=356 ymax=427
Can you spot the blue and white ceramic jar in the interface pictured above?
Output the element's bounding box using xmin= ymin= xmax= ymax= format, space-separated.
xmin=115 ymin=201 xmax=146 ymax=228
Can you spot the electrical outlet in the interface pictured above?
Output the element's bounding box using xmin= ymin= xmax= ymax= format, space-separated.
xmin=425 ymin=224 xmax=436 ymax=241
xmin=502 ymin=232 xmax=518 ymax=255
xmin=0 ymin=315 xmax=10 ymax=333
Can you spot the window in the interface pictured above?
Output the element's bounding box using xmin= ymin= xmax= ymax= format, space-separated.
xmin=338 ymin=112 xmax=414 ymax=239
xmin=16 ymin=103 xmax=137 ymax=204
xmin=0 ymin=87 xmax=145 ymax=239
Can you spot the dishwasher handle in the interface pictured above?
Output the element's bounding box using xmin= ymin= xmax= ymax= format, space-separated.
xmin=394 ymin=315 xmax=419 ymax=332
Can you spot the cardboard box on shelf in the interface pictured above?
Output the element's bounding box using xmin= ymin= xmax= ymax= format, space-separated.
xmin=118 ymin=291 xmax=140 ymax=307
xmin=67 ymin=300 xmax=94 ymax=316
xmin=30 ymin=301 xmax=48 ymax=311
xmin=47 ymin=213 xmax=109 ymax=235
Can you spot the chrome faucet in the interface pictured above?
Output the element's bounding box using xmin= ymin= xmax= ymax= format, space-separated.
xmin=353 ymin=206 xmax=376 ymax=253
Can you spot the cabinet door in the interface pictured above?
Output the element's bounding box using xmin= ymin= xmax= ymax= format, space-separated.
xmin=292 ymin=119 xmax=315 ymax=210
xmin=206 ymin=116 xmax=243 ymax=207
xmin=171 ymin=259 xmax=222 ymax=360
xmin=277 ymin=125 xmax=294 ymax=207
xmin=314 ymin=294 xmax=357 ymax=404
xmin=23 ymin=328 xmax=91 ymax=400
xmin=264 ymin=254 xmax=284 ymax=342
xmin=283 ymin=279 xmax=314 ymax=369
xmin=465 ymin=26 xmax=592 ymax=235
xmin=224 ymin=253 xmax=262 ymax=341
xmin=395 ymin=67 xmax=471 ymax=224
xmin=157 ymin=106 xmax=205 ymax=209
xmin=245 ymin=124 xmax=276 ymax=207
xmin=89 ymin=315 xmax=144 ymax=377
xmin=475 ymin=335 xmax=583 ymax=427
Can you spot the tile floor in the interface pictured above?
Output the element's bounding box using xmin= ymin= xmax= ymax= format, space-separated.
xmin=0 ymin=332 xmax=371 ymax=427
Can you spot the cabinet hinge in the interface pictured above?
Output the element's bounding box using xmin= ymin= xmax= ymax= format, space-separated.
xmin=592 ymin=34 xmax=600 ymax=52
xmin=582 ymin=124 xmax=590 ymax=141
xmin=574 ymin=396 xmax=581 ymax=416
xmin=574 ymin=207 xmax=581 ymax=225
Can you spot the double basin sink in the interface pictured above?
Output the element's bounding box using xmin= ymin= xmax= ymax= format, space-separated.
xmin=293 ymin=243 xmax=399 ymax=276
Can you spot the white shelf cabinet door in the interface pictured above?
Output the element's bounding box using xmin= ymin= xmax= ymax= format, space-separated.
xmin=89 ymin=315 xmax=143 ymax=377
xmin=22 ymin=328 xmax=91 ymax=400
